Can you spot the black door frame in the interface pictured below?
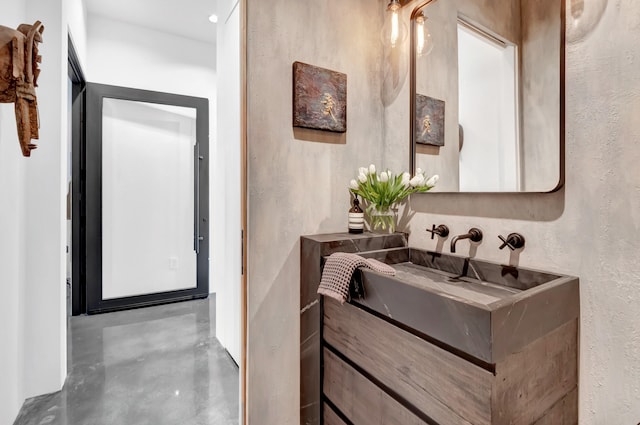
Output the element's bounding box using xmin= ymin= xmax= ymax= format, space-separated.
xmin=69 ymin=34 xmax=86 ymax=316
xmin=83 ymin=83 xmax=210 ymax=314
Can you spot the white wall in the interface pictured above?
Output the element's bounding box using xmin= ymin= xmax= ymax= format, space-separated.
xmin=67 ymin=0 xmax=87 ymax=70
xmin=22 ymin=0 xmax=69 ymax=401
xmin=1 ymin=0 xmax=87 ymax=420
xmin=86 ymin=15 xmax=216 ymax=101
xmin=0 ymin=0 xmax=72 ymax=409
xmin=214 ymin=0 xmax=242 ymax=364
xmin=1 ymin=2 xmax=217 ymax=423
xmin=86 ymin=14 xmax=217 ymax=292
xmin=0 ymin=5 xmax=28 ymax=425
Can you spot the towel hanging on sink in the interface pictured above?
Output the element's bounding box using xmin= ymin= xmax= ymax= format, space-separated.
xmin=318 ymin=252 xmax=396 ymax=304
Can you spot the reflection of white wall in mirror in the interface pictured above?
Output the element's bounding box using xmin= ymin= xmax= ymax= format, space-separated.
xmin=458 ymin=23 xmax=519 ymax=192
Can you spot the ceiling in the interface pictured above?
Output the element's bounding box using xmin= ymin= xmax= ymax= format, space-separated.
xmin=85 ymin=0 xmax=217 ymax=44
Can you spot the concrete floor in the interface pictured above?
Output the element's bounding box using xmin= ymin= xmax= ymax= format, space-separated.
xmin=13 ymin=297 xmax=239 ymax=425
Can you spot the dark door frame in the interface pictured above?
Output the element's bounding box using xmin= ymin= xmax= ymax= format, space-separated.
xmin=83 ymin=83 xmax=210 ymax=314
xmin=69 ymin=34 xmax=86 ymax=316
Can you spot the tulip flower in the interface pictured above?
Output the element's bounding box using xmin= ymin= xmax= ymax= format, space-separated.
xmin=409 ymin=174 xmax=425 ymax=187
xmin=426 ymin=175 xmax=439 ymax=187
xmin=401 ymin=172 xmax=410 ymax=186
xmin=348 ymin=165 xmax=437 ymax=233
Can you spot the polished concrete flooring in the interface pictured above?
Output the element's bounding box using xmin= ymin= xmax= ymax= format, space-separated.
xmin=13 ymin=297 xmax=239 ymax=425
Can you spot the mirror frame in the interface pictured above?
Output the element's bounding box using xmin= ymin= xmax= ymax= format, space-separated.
xmin=409 ymin=0 xmax=566 ymax=193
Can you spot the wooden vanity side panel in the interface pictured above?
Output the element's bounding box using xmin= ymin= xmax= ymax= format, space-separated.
xmin=323 ymin=348 xmax=427 ymax=425
xmin=301 ymin=233 xmax=407 ymax=425
xmin=323 ymin=298 xmax=492 ymax=425
xmin=532 ymin=388 xmax=578 ymax=425
xmin=491 ymin=319 xmax=578 ymax=424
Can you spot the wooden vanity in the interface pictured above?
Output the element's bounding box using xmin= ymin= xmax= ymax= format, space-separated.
xmin=323 ymin=298 xmax=577 ymax=425
xmin=300 ymin=233 xmax=579 ymax=425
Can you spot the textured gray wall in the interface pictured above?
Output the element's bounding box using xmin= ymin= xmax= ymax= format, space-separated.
xmin=246 ymin=0 xmax=384 ymax=423
xmin=247 ymin=0 xmax=640 ymax=423
xmin=406 ymin=0 xmax=640 ymax=422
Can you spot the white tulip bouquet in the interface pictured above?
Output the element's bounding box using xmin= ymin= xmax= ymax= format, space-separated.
xmin=349 ymin=164 xmax=438 ymax=232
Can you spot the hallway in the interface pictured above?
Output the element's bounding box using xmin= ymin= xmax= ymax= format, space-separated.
xmin=13 ymin=298 xmax=239 ymax=425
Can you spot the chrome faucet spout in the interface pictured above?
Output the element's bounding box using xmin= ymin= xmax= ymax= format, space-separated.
xmin=450 ymin=228 xmax=483 ymax=253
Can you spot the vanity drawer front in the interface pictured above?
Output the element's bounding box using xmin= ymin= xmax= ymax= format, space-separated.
xmin=323 ymin=298 xmax=493 ymax=425
xmin=323 ymin=348 xmax=427 ymax=425
xmin=324 ymin=403 xmax=348 ymax=425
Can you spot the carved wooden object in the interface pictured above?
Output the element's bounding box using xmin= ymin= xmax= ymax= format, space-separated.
xmin=0 ymin=21 xmax=44 ymax=157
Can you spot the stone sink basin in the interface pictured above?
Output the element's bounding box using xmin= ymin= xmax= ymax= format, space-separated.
xmin=350 ymin=247 xmax=579 ymax=366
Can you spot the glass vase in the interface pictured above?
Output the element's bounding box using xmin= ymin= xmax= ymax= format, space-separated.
xmin=368 ymin=206 xmax=397 ymax=233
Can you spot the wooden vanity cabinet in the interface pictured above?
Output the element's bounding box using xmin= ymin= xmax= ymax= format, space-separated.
xmin=321 ymin=298 xmax=578 ymax=425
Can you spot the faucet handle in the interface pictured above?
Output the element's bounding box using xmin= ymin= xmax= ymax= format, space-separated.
xmin=426 ymin=224 xmax=449 ymax=239
xmin=467 ymin=228 xmax=483 ymax=242
xmin=498 ymin=233 xmax=526 ymax=250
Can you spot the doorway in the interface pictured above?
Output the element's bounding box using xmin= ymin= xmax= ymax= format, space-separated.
xmin=457 ymin=19 xmax=520 ymax=192
xmin=66 ymin=1 xmax=245 ymax=422
xmin=69 ymin=34 xmax=85 ymax=316
xmin=73 ymin=83 xmax=210 ymax=314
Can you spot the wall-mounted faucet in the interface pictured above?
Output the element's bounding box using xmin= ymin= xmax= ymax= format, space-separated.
xmin=426 ymin=224 xmax=449 ymax=239
xmin=498 ymin=233 xmax=525 ymax=250
xmin=450 ymin=228 xmax=483 ymax=253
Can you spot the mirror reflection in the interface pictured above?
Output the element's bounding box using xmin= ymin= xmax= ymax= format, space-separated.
xmin=411 ymin=0 xmax=563 ymax=192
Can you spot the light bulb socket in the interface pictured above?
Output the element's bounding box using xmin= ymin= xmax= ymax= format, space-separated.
xmin=386 ymin=0 xmax=402 ymax=12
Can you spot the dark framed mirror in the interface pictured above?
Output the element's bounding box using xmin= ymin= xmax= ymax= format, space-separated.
xmin=409 ymin=0 xmax=565 ymax=193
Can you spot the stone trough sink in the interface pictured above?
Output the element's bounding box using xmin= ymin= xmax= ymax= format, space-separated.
xmin=350 ymin=247 xmax=579 ymax=365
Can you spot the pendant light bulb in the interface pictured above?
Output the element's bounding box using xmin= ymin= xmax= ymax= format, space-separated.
xmin=416 ymin=13 xmax=434 ymax=57
xmin=381 ymin=0 xmax=408 ymax=48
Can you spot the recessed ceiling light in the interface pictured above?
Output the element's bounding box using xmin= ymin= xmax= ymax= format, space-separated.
xmin=208 ymin=14 xmax=218 ymax=23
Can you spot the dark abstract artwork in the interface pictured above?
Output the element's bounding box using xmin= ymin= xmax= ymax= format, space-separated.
xmin=293 ymin=62 xmax=347 ymax=133
xmin=414 ymin=94 xmax=445 ymax=146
